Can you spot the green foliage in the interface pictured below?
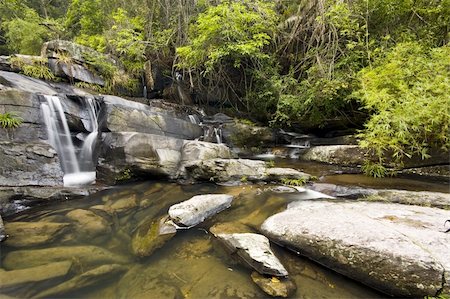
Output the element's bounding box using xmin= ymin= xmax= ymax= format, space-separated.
xmin=357 ymin=42 xmax=450 ymax=166
xmin=11 ymin=56 xmax=55 ymax=80
xmin=3 ymin=8 xmax=56 ymax=55
xmin=176 ymin=0 xmax=277 ymax=72
xmin=361 ymin=161 xmax=388 ymax=178
xmin=0 ymin=112 xmax=23 ymax=129
xmin=265 ymin=160 xmax=275 ymax=168
xmin=116 ymin=168 xmax=133 ymax=182
xmin=280 ymin=177 xmax=307 ymax=187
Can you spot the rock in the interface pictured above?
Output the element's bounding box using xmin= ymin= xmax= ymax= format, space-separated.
xmin=301 ymin=145 xmax=449 ymax=169
xmin=310 ymin=183 xmax=450 ymax=209
xmin=97 ymin=132 xmax=185 ymax=183
xmin=0 ymin=215 xmax=6 ymax=242
xmin=216 ymin=233 xmax=288 ymax=277
xmin=168 ymin=194 xmax=234 ymax=227
xmin=66 ymin=209 xmax=111 ymax=239
xmin=4 ymin=221 xmax=70 ymax=247
xmin=0 ymin=186 xmax=98 ymax=217
xmin=270 ymin=186 xmax=298 ymax=193
xmin=131 ymin=215 xmax=177 ymax=257
xmin=209 ymin=222 xmax=253 ymax=235
xmin=0 ymin=70 xmax=57 ymax=94
xmin=101 ymin=96 xmax=203 ymax=140
xmin=117 ymin=265 xmax=182 ymax=299
xmin=33 ymin=264 xmax=128 ymax=298
xmin=0 ymin=141 xmax=64 ymax=187
xmin=105 ymin=195 xmax=139 ymax=214
xmin=47 ymin=58 xmax=105 ymax=85
xmin=261 ymin=201 xmax=450 ymax=297
xmin=180 ymin=140 xmax=232 ymax=162
xmin=222 ymin=120 xmax=275 ymax=148
xmin=3 ymin=245 xmax=130 ymax=270
xmin=0 ymin=261 xmax=72 ymax=297
xmin=184 ymin=158 xmax=311 ymax=183
xmin=251 ymin=272 xmax=296 ymax=298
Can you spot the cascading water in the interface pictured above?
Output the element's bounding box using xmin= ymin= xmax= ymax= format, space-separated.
xmin=41 ymin=95 xmax=98 ymax=187
xmin=213 ymin=127 xmax=222 ymax=144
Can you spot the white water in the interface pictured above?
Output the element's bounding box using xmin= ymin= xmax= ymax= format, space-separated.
xmin=213 ymin=127 xmax=222 ymax=144
xmin=188 ymin=114 xmax=198 ymax=125
xmin=41 ymin=95 xmax=99 ymax=187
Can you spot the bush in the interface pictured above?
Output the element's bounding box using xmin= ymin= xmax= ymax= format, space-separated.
xmin=357 ymin=42 xmax=450 ymax=168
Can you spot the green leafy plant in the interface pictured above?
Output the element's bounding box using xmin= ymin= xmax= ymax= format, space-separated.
xmin=357 ymin=42 xmax=450 ymax=169
xmin=0 ymin=112 xmax=23 ymax=139
xmin=280 ymin=177 xmax=307 ymax=187
xmin=116 ymin=168 xmax=133 ymax=182
xmin=265 ymin=160 xmax=275 ymax=168
xmin=11 ymin=56 xmax=56 ymax=81
xmin=361 ymin=161 xmax=388 ymax=178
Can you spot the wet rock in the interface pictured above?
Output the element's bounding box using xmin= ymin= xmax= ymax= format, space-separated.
xmin=117 ymin=265 xmax=182 ymax=299
xmin=180 ymin=140 xmax=232 ymax=162
xmin=251 ymin=272 xmax=296 ymax=298
xmin=168 ymin=194 xmax=234 ymax=227
xmin=209 ymin=222 xmax=253 ymax=235
xmin=0 ymin=186 xmax=97 ymax=216
xmin=0 ymin=70 xmax=57 ymax=94
xmin=310 ymin=183 xmax=450 ymax=209
xmin=0 ymin=214 xmax=6 ymax=242
xmin=0 ymin=141 xmax=64 ymax=187
xmin=131 ymin=215 xmax=177 ymax=257
xmin=3 ymin=245 xmax=130 ymax=270
xmin=261 ymin=201 xmax=450 ymax=297
xmin=266 ymin=167 xmax=311 ymax=181
xmin=270 ymin=186 xmax=298 ymax=193
xmin=0 ymin=261 xmax=72 ymax=297
xmin=216 ymin=233 xmax=288 ymax=277
xmin=66 ymin=209 xmax=111 ymax=239
xmin=105 ymin=195 xmax=139 ymax=214
xmin=4 ymin=221 xmax=70 ymax=247
xmin=97 ymin=132 xmax=184 ymax=183
xmin=33 ymin=264 xmax=128 ymax=299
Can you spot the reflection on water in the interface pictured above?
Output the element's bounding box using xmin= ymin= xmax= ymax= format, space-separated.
xmin=1 ymin=181 xmax=386 ymax=299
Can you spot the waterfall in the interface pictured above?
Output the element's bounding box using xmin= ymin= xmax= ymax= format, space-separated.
xmin=41 ymin=95 xmax=98 ymax=187
xmin=213 ymin=127 xmax=222 ymax=144
xmin=188 ymin=114 xmax=198 ymax=125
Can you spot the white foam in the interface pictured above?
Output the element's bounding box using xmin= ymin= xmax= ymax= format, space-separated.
xmin=63 ymin=172 xmax=96 ymax=187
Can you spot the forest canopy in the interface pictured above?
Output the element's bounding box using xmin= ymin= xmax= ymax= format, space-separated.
xmin=1 ymin=0 xmax=449 ymax=172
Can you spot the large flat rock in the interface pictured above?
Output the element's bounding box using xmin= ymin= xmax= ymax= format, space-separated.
xmin=168 ymin=194 xmax=234 ymax=227
xmin=4 ymin=221 xmax=70 ymax=247
xmin=261 ymin=201 xmax=450 ymax=297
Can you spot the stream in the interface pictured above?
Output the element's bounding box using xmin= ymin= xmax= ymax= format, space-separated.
xmin=1 ymin=160 xmax=447 ymax=298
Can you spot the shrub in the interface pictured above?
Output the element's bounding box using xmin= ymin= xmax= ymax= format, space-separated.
xmin=357 ymin=42 xmax=450 ymax=169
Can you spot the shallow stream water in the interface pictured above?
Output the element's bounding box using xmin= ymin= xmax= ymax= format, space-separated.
xmin=2 ymin=160 xmax=447 ymax=298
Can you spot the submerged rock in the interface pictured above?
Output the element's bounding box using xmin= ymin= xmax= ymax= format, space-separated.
xmin=261 ymin=201 xmax=450 ymax=297
xmin=168 ymin=194 xmax=234 ymax=227
xmin=131 ymin=215 xmax=177 ymax=257
xmin=251 ymin=272 xmax=296 ymax=298
xmin=33 ymin=264 xmax=128 ymax=299
xmin=209 ymin=222 xmax=253 ymax=235
xmin=3 ymin=245 xmax=130 ymax=270
xmin=4 ymin=221 xmax=70 ymax=247
xmin=66 ymin=209 xmax=111 ymax=239
xmin=216 ymin=233 xmax=288 ymax=277
xmin=0 ymin=261 xmax=72 ymax=297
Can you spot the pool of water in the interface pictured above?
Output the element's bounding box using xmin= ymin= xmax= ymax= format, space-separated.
xmin=1 ymin=181 xmax=387 ymax=298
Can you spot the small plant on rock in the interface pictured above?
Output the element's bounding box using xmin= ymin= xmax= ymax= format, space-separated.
xmin=0 ymin=112 xmax=23 ymax=139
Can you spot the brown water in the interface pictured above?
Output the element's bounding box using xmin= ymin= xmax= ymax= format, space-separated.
xmin=1 ymin=181 xmax=388 ymax=299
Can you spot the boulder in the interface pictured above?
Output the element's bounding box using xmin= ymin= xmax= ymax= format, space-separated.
xmin=261 ymin=201 xmax=450 ymax=297
xmin=98 ymin=132 xmax=185 ymax=182
xmin=48 ymin=58 xmax=105 ymax=86
xmin=0 ymin=214 xmax=6 ymax=242
xmin=222 ymin=120 xmax=275 ymax=149
xmin=309 ymin=183 xmax=450 ymax=209
xmin=251 ymin=272 xmax=296 ymax=298
xmin=168 ymin=194 xmax=234 ymax=227
xmin=180 ymin=140 xmax=232 ymax=162
xmin=100 ymin=97 xmax=203 ymax=140
xmin=105 ymin=195 xmax=139 ymax=214
xmin=66 ymin=209 xmax=111 ymax=239
xmin=216 ymin=233 xmax=288 ymax=277
xmin=0 ymin=70 xmax=57 ymax=94
xmin=184 ymin=158 xmax=311 ymax=183
xmin=0 ymin=261 xmax=72 ymax=297
xmin=33 ymin=264 xmax=128 ymax=299
xmin=131 ymin=215 xmax=177 ymax=257
xmin=4 ymin=221 xmax=70 ymax=247
xmin=0 ymin=141 xmax=63 ymax=187
xmin=3 ymin=245 xmax=130 ymax=270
